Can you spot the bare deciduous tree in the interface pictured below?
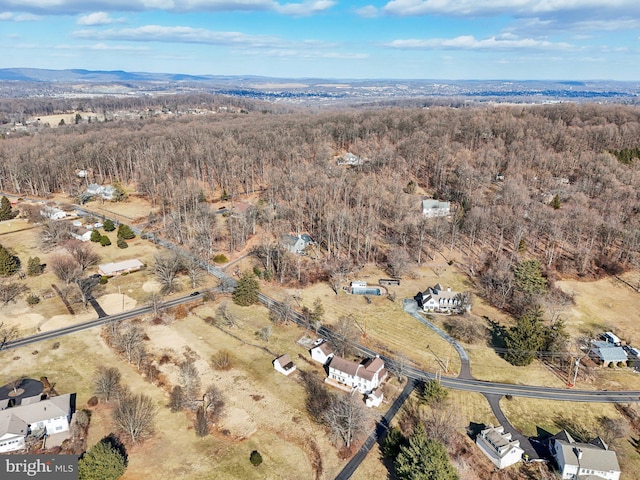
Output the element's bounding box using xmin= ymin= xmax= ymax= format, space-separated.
xmin=63 ymin=239 xmax=100 ymax=272
xmin=40 ymin=220 xmax=72 ymax=249
xmin=0 ymin=280 xmax=26 ymax=306
xmin=323 ymin=393 xmax=370 ymax=449
xmin=112 ymin=389 xmax=157 ymax=443
xmin=49 ymin=253 xmax=80 ymax=285
xmin=181 ymin=255 xmax=204 ymax=289
xmin=331 ymin=315 xmax=358 ymax=357
xmin=203 ymin=384 xmax=225 ymax=423
xmin=93 ymin=366 xmax=122 ymax=402
xmin=153 ymin=252 xmax=182 ymax=294
xmin=0 ymin=321 xmax=18 ymax=350
xmin=179 ymin=359 xmax=201 ymax=404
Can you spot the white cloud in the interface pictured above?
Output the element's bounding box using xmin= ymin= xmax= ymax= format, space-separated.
xmin=0 ymin=0 xmax=334 ymax=15
xmin=0 ymin=11 xmax=40 ymax=21
xmin=274 ymin=0 xmax=335 ymax=16
xmin=385 ymin=34 xmax=573 ymax=51
xmin=355 ymin=5 xmax=379 ymax=18
xmin=73 ymin=25 xmax=288 ymax=48
xmin=381 ymin=0 xmax=640 ymax=17
xmin=77 ymin=12 xmax=118 ymax=25
xmin=55 ymin=42 xmax=150 ymax=51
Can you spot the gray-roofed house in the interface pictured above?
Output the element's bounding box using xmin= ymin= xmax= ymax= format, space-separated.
xmin=327 ymin=355 xmax=387 ymax=394
xmin=476 ymin=425 xmax=524 ymax=469
xmin=0 ymin=394 xmax=75 ymax=453
xmin=549 ymin=429 xmax=621 ymax=480
xmin=98 ymin=259 xmax=144 ymax=277
xmin=590 ymin=341 xmax=628 ymax=367
xmin=422 ymin=199 xmax=451 ymax=218
xmin=0 ymin=413 xmax=29 ymax=453
xmin=281 ymin=233 xmax=313 ymax=254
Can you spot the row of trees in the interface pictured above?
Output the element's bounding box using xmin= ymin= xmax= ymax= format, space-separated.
xmin=3 ymin=103 xmax=640 ymax=282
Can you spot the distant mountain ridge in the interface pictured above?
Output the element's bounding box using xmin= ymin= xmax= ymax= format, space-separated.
xmin=1 ymin=68 xmax=638 ymax=103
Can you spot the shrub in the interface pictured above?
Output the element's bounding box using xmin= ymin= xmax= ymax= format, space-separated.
xmin=618 ymin=361 xmax=627 ymax=368
xmin=249 ymin=450 xmax=263 ymax=466
xmin=87 ymin=396 xmax=99 ymax=407
xmin=609 ymin=362 xmax=615 ymax=368
xmin=100 ymin=276 xmax=108 ymax=284
xmin=100 ymin=235 xmax=111 ymax=246
xmin=211 ymin=350 xmax=232 ymax=370
xmin=117 ymin=237 xmax=128 ymax=249
xmin=213 ymin=254 xmax=228 ymax=264
xmin=26 ymin=293 xmax=40 ymax=305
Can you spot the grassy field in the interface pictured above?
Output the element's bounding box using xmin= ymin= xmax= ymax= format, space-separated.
xmin=2 ymin=297 xmax=380 ymax=479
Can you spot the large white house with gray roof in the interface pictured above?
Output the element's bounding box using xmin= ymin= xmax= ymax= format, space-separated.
xmin=549 ymin=430 xmax=621 ymax=480
xmin=0 ymin=394 xmax=74 ymax=453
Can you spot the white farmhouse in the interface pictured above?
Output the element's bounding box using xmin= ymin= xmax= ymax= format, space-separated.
xmin=476 ymin=425 xmax=524 ymax=469
xmin=310 ymin=339 xmax=334 ymax=365
xmin=327 ymin=356 xmax=387 ymax=394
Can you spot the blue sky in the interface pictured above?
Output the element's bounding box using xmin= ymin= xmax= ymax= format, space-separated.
xmin=0 ymin=0 xmax=639 ymax=80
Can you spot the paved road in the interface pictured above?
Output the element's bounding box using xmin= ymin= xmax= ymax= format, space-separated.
xmin=403 ymin=299 xmax=472 ymax=379
xmin=334 ymin=378 xmax=418 ymax=480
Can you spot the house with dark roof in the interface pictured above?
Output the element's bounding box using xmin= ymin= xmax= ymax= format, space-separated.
xmin=476 ymin=425 xmax=524 ymax=469
xmin=549 ymin=430 xmax=621 ymax=480
xmin=590 ymin=341 xmax=628 ymax=367
xmin=273 ymin=354 xmax=296 ymax=376
xmin=327 ymin=355 xmax=387 ymax=394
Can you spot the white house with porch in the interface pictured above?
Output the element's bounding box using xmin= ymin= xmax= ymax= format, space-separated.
xmin=415 ymin=284 xmax=465 ymax=313
xmin=327 ymin=355 xmax=387 ymax=394
xmin=476 ymin=425 xmax=524 ymax=469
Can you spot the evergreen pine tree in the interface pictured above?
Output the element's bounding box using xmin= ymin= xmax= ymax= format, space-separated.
xmin=117 ymin=224 xmax=136 ymax=240
xmin=100 ymin=235 xmax=112 ymax=247
xmin=90 ymin=230 xmax=102 ymax=242
xmin=78 ymin=437 xmax=127 ymax=480
xmin=551 ymin=194 xmax=561 ymax=210
xmin=27 ymin=256 xmax=43 ymax=276
xmin=0 ymin=245 xmax=19 ymax=276
xmin=394 ymin=424 xmax=458 ymax=480
xmin=232 ymin=271 xmax=260 ymax=306
xmin=103 ymin=219 xmax=116 ymax=232
xmin=503 ymin=305 xmax=545 ymax=366
xmin=0 ymin=196 xmax=16 ymax=221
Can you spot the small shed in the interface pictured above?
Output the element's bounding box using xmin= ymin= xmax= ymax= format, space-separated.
xmin=273 ymin=354 xmax=296 ymax=376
